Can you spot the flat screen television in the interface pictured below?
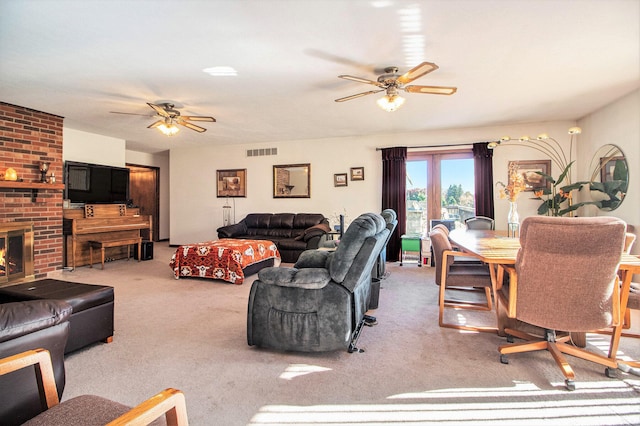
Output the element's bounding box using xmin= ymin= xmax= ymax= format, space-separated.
xmin=64 ymin=161 xmax=130 ymax=204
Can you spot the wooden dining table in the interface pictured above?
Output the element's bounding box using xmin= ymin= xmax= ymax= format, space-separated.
xmin=448 ymin=228 xmax=640 ymax=360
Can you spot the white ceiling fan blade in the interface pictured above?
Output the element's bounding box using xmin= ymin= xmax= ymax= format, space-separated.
xmin=147 ymin=120 xmax=164 ymax=129
xmin=177 ymin=119 xmax=207 ymax=133
xmin=335 ymin=90 xmax=383 ymax=102
xmin=147 ymin=102 xmax=171 ymax=118
xmin=397 ymin=62 xmax=438 ymax=85
xmin=182 ymin=116 xmax=216 ymax=122
xmin=405 ymin=85 xmax=457 ymax=95
xmin=338 ymin=75 xmax=385 ymax=88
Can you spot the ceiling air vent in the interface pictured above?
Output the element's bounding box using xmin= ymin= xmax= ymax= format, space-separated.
xmin=246 ymin=147 xmax=278 ymax=157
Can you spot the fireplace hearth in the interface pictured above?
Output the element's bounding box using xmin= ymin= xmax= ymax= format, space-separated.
xmin=0 ymin=223 xmax=35 ymax=286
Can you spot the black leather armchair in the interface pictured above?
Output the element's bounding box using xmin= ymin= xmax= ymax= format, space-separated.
xmin=0 ymin=300 xmax=72 ymax=425
xmin=247 ymin=212 xmax=389 ymax=352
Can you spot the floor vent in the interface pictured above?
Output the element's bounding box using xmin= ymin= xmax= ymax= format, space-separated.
xmin=246 ymin=147 xmax=277 ymax=157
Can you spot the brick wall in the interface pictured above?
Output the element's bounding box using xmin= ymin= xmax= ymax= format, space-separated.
xmin=1 ymin=102 xmax=64 ymax=278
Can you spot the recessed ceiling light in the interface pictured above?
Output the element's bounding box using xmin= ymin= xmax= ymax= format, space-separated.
xmin=202 ymin=66 xmax=237 ymax=76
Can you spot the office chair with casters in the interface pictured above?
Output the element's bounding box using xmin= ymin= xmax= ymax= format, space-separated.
xmin=465 ymin=216 xmax=495 ymax=230
xmin=497 ymin=216 xmax=626 ymax=391
xmin=0 ymin=349 xmax=189 ymax=426
xmin=429 ymin=228 xmax=496 ymax=333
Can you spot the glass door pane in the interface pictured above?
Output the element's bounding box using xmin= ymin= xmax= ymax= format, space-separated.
xmin=440 ymin=158 xmax=475 ymax=229
xmin=406 ymin=160 xmax=427 ymax=236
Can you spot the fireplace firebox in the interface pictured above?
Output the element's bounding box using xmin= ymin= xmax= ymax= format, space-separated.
xmin=0 ymin=223 xmax=35 ymax=286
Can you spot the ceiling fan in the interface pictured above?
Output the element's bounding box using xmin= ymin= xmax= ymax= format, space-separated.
xmin=335 ymin=61 xmax=457 ymax=111
xmin=110 ymin=102 xmax=216 ymax=135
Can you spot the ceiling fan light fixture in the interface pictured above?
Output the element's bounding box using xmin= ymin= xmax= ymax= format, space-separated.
xmin=157 ymin=123 xmax=180 ymax=136
xmin=377 ymin=94 xmax=405 ymax=112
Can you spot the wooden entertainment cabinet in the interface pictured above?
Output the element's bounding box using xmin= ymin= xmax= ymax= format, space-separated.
xmin=63 ymin=204 xmax=152 ymax=269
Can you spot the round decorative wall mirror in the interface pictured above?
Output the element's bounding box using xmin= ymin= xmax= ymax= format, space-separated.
xmin=587 ymin=144 xmax=628 ymax=211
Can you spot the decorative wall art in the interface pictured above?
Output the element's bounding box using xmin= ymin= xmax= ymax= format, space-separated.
xmin=273 ymin=163 xmax=311 ymax=198
xmin=216 ymin=169 xmax=247 ymax=197
xmin=509 ymin=160 xmax=551 ymax=191
xmin=334 ymin=173 xmax=348 ymax=187
xmin=350 ymin=167 xmax=364 ymax=181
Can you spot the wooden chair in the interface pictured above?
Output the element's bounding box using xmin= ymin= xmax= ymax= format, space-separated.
xmin=429 ymin=228 xmax=496 ymax=333
xmin=497 ymin=216 xmax=627 ymax=391
xmin=465 ymin=216 xmax=495 ymax=230
xmin=0 ymin=349 xmax=189 ymax=425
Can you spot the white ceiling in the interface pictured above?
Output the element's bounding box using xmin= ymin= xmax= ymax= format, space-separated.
xmin=1 ymin=0 xmax=638 ymax=154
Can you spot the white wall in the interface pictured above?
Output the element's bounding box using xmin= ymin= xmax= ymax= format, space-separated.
xmin=63 ymin=128 xmax=126 ymax=166
xmin=576 ymin=89 xmax=639 ymax=253
xmin=169 ymin=135 xmax=382 ymax=245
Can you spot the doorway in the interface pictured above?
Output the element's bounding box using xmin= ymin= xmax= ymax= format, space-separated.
xmin=406 ymin=150 xmax=475 ymax=235
xmin=127 ymin=164 xmax=160 ymax=242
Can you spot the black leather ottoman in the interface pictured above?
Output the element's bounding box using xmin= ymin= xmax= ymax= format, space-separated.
xmin=0 ymin=279 xmax=114 ymax=354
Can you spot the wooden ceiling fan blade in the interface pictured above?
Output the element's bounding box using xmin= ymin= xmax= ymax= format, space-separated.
xmin=335 ymin=90 xmax=383 ymax=102
xmin=405 ymin=85 xmax=457 ymax=95
xmin=147 ymin=120 xmax=164 ymax=129
xmin=181 ymin=116 xmax=216 ymax=122
xmin=147 ymin=102 xmax=170 ymax=118
xmin=110 ymin=111 xmax=153 ymax=117
xmin=397 ymin=62 xmax=438 ymax=84
xmin=338 ymin=75 xmax=385 ymax=87
xmin=177 ymin=119 xmax=207 ymax=133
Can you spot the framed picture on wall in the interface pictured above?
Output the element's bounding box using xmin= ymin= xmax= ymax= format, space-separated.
xmin=350 ymin=167 xmax=364 ymax=181
xmin=216 ymin=169 xmax=246 ymax=197
xmin=334 ymin=173 xmax=348 ymax=187
xmin=509 ymin=160 xmax=551 ymax=191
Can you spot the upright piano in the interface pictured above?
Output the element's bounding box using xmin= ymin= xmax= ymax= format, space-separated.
xmin=63 ymin=204 xmax=152 ymax=269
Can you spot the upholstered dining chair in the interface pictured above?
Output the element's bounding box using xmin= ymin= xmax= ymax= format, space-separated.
xmin=497 ymin=216 xmax=627 ymax=391
xmin=614 ymin=232 xmax=638 ymax=341
xmin=0 ymin=349 xmax=189 ymax=426
xmin=465 ymin=216 xmax=495 ymax=230
xmin=428 ymin=228 xmax=496 ymax=333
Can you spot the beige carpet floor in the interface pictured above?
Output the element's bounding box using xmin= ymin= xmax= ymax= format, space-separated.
xmin=52 ymin=242 xmax=640 ymax=425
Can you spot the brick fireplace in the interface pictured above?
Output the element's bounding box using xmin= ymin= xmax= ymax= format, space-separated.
xmin=0 ymin=102 xmax=64 ymax=284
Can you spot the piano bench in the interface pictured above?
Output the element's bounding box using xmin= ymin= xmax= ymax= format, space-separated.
xmin=89 ymin=237 xmax=142 ymax=269
xmin=0 ymin=279 xmax=114 ymax=354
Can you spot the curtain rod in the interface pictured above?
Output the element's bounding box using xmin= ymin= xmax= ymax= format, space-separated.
xmin=375 ymin=142 xmax=492 ymax=151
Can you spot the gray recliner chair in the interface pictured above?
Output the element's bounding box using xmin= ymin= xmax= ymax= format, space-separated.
xmin=374 ymin=209 xmax=398 ymax=280
xmin=247 ymin=212 xmax=389 ymax=353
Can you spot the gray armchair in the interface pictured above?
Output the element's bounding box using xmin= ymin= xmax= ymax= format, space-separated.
xmin=247 ymin=212 xmax=389 ymax=353
xmin=374 ymin=209 xmax=398 ymax=280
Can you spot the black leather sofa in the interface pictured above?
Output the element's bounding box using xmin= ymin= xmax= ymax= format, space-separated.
xmin=217 ymin=213 xmax=330 ymax=263
xmin=0 ymin=299 xmax=72 ymax=425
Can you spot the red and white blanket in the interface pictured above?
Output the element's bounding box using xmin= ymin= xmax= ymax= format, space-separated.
xmin=170 ymin=239 xmax=280 ymax=284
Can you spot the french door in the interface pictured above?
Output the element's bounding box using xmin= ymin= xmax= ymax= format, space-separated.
xmin=406 ymin=150 xmax=475 ymax=235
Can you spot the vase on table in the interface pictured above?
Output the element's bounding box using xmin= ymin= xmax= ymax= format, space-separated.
xmin=507 ymin=201 xmax=520 ymax=238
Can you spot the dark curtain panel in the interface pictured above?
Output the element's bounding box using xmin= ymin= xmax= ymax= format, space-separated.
xmin=472 ymin=142 xmax=495 ymax=218
xmin=381 ymin=147 xmax=407 ymax=262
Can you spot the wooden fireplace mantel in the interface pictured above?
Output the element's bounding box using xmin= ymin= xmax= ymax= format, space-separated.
xmin=0 ymin=181 xmax=65 ymax=202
